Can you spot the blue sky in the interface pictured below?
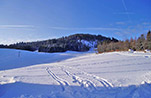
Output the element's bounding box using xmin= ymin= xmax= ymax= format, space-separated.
xmin=0 ymin=0 xmax=151 ymax=44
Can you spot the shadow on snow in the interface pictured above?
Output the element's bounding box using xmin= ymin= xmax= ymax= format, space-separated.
xmin=0 ymin=49 xmax=81 ymax=71
xmin=0 ymin=82 xmax=151 ymax=98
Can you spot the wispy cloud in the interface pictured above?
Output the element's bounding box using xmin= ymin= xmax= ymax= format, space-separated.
xmin=114 ymin=12 xmax=134 ymax=15
xmin=122 ymin=0 xmax=128 ymax=11
xmin=0 ymin=25 xmax=35 ymax=29
xmin=116 ymin=22 xmax=126 ymax=25
xmin=142 ymin=22 xmax=151 ymax=25
xmin=49 ymin=27 xmax=121 ymax=31
xmin=113 ymin=22 xmax=151 ymax=40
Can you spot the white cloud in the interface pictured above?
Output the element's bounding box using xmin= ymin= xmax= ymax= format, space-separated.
xmin=0 ymin=25 xmax=35 ymax=29
xmin=0 ymin=37 xmax=53 ymax=45
xmin=49 ymin=27 xmax=121 ymax=31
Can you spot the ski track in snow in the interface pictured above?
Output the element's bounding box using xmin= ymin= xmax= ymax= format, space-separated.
xmin=46 ymin=67 xmax=69 ymax=91
xmin=60 ymin=65 xmax=113 ymax=90
xmin=61 ymin=67 xmax=97 ymax=92
xmin=46 ymin=64 xmax=113 ymax=93
xmin=1 ymin=49 xmax=151 ymax=98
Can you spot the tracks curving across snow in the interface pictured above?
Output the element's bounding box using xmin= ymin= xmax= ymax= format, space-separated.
xmin=46 ymin=67 xmax=69 ymax=91
xmin=60 ymin=65 xmax=113 ymax=90
xmin=61 ymin=68 xmax=97 ymax=92
xmin=45 ymin=64 xmax=113 ymax=93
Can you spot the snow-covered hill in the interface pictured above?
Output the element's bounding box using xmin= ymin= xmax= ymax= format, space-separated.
xmin=78 ymin=40 xmax=98 ymax=48
xmin=7 ymin=34 xmax=118 ymax=53
xmin=0 ymin=48 xmax=151 ymax=98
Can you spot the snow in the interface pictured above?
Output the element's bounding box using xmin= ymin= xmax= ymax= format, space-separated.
xmin=128 ymin=49 xmax=134 ymax=53
xmin=0 ymin=48 xmax=151 ymax=98
xmin=78 ymin=40 xmax=97 ymax=48
xmin=144 ymin=49 xmax=151 ymax=53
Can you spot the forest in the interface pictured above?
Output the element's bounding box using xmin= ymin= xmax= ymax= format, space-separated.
xmin=97 ymin=30 xmax=151 ymax=53
xmin=0 ymin=31 xmax=150 ymax=53
xmin=0 ymin=34 xmax=117 ymax=53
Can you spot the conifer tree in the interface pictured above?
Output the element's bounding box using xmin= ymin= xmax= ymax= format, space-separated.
xmin=146 ymin=30 xmax=151 ymax=49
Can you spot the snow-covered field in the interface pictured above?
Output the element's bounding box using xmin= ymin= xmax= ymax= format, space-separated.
xmin=0 ymin=48 xmax=151 ymax=98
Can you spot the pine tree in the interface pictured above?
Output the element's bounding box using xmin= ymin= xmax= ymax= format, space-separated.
xmin=129 ymin=37 xmax=136 ymax=50
xmin=124 ymin=39 xmax=130 ymax=51
xmin=136 ymin=34 xmax=145 ymax=51
xmin=146 ymin=30 xmax=151 ymax=50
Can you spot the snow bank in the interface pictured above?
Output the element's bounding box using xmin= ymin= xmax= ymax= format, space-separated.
xmin=0 ymin=48 xmax=83 ymax=71
xmin=1 ymin=82 xmax=151 ymax=98
xmin=0 ymin=49 xmax=151 ymax=98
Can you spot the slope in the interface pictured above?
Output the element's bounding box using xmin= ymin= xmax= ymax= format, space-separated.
xmin=0 ymin=49 xmax=151 ymax=98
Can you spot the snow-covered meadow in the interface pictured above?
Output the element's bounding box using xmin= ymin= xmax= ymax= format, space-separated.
xmin=0 ymin=48 xmax=151 ymax=98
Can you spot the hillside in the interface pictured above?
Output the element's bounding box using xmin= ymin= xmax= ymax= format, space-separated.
xmin=6 ymin=34 xmax=118 ymax=53
xmin=0 ymin=49 xmax=151 ymax=98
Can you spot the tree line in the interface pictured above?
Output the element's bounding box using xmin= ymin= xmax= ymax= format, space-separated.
xmin=0 ymin=34 xmax=118 ymax=53
xmin=97 ymin=30 xmax=151 ymax=53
